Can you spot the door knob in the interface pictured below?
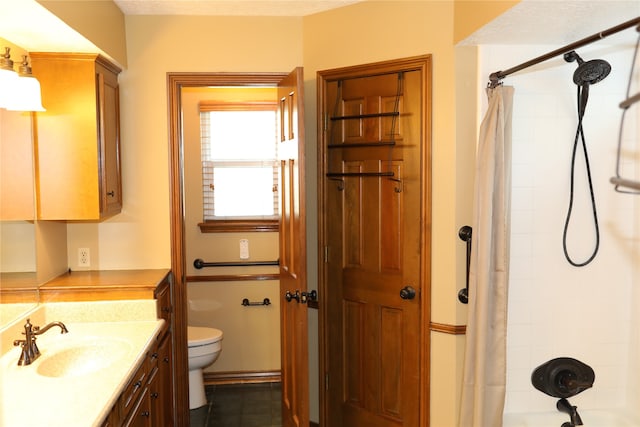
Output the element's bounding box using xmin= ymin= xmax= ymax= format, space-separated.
xmin=301 ymin=290 xmax=317 ymax=304
xmin=399 ymin=285 xmax=416 ymax=300
xmin=285 ymin=290 xmax=300 ymax=303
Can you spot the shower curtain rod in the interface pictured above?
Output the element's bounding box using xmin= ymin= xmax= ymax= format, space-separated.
xmin=489 ymin=16 xmax=640 ymax=88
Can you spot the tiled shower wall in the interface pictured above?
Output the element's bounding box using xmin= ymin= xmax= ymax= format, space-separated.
xmin=479 ymin=41 xmax=639 ymax=415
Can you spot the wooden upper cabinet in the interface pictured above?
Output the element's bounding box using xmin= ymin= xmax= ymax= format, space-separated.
xmin=30 ymin=53 xmax=122 ymax=220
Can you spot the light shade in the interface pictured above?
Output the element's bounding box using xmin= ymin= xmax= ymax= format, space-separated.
xmin=6 ymin=75 xmax=45 ymax=112
xmin=0 ymin=50 xmax=45 ymax=112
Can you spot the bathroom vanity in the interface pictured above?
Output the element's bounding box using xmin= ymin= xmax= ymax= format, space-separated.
xmin=0 ymin=269 xmax=174 ymax=427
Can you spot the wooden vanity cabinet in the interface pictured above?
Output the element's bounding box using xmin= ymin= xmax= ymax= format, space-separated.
xmin=100 ymin=274 xmax=174 ymax=427
xmin=121 ymin=359 xmax=150 ymax=427
xmin=153 ymin=276 xmax=174 ymax=425
xmin=101 ymin=324 xmax=172 ymax=427
xmin=29 ymin=53 xmax=122 ymax=220
xmin=149 ymin=332 xmax=172 ymax=425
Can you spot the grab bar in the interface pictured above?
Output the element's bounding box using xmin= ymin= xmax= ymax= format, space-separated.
xmin=194 ymin=258 xmax=279 ymax=269
xmin=458 ymin=225 xmax=472 ymax=304
xmin=241 ymin=298 xmax=271 ymax=307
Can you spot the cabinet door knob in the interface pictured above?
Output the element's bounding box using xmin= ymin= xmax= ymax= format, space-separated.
xmin=107 ymin=191 xmax=115 ymax=197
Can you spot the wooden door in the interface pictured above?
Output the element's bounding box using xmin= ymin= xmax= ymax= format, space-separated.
xmin=319 ymin=57 xmax=431 ymax=427
xmin=278 ymin=67 xmax=309 ymax=427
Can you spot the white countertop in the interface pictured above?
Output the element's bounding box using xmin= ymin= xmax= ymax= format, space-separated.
xmin=0 ymin=301 xmax=164 ymax=427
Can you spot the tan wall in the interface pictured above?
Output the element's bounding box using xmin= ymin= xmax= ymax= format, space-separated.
xmin=36 ymin=0 xmax=127 ymax=67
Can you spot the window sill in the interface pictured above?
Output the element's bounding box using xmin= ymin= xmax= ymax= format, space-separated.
xmin=198 ymin=219 xmax=279 ymax=233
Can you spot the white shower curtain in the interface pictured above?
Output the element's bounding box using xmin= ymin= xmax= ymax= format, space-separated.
xmin=459 ymin=85 xmax=514 ymax=427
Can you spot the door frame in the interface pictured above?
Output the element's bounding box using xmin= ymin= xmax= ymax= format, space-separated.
xmin=317 ymin=55 xmax=432 ymax=426
xmin=167 ymin=72 xmax=290 ymax=425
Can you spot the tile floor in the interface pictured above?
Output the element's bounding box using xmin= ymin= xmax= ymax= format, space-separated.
xmin=190 ymin=383 xmax=282 ymax=427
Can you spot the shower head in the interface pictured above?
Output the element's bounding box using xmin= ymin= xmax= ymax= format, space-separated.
xmin=564 ymin=51 xmax=611 ymax=85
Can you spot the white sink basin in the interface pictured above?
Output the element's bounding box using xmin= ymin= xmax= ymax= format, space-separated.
xmin=36 ymin=339 xmax=132 ymax=378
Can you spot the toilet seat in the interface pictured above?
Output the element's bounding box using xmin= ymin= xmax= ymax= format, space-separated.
xmin=188 ymin=326 xmax=223 ymax=348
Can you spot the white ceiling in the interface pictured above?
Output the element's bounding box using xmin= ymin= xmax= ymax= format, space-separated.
xmin=112 ymin=0 xmax=364 ymax=16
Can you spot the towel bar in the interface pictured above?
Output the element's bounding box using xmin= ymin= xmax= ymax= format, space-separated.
xmin=241 ymin=298 xmax=271 ymax=307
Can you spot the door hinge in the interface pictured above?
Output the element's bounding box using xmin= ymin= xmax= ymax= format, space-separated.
xmin=325 ymin=373 xmax=329 ymax=390
xmin=324 ymin=112 xmax=328 ymax=131
xmin=324 ymin=246 xmax=329 ymax=263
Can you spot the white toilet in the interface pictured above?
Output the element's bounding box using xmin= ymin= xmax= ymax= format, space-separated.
xmin=187 ymin=326 xmax=223 ymax=409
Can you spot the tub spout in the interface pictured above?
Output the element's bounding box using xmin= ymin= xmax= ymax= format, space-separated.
xmin=557 ymin=398 xmax=583 ymax=426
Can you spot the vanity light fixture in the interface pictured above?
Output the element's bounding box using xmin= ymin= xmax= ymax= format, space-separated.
xmin=0 ymin=47 xmax=45 ymax=112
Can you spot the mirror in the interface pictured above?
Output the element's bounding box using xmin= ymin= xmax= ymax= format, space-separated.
xmin=0 ymin=221 xmax=38 ymax=326
xmin=0 ymin=99 xmax=39 ymax=329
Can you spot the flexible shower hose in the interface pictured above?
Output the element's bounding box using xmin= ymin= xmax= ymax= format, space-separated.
xmin=562 ymin=84 xmax=600 ymax=267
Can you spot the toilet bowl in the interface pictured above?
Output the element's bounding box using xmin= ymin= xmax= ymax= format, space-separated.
xmin=188 ymin=326 xmax=223 ymax=409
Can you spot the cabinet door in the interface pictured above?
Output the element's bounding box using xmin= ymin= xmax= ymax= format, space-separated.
xmin=97 ymin=62 xmax=122 ymax=216
xmin=150 ymin=332 xmax=173 ymax=426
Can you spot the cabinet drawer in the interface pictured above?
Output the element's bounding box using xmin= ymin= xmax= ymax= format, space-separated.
xmin=147 ymin=347 xmax=160 ymax=386
xmin=122 ymin=361 xmax=147 ymax=414
xmin=121 ymin=387 xmax=150 ymax=427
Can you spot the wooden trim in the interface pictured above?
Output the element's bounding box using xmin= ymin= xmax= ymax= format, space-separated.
xmin=199 ymin=101 xmax=277 ymax=112
xmin=198 ymin=219 xmax=278 ymax=233
xmin=168 ymin=72 xmax=289 ymax=426
xmin=429 ymin=322 xmax=467 ymax=335
xmin=310 ymin=422 xmax=319 ymax=427
xmin=186 ymin=274 xmax=279 ymax=282
xmin=203 ymin=370 xmax=281 ymax=385
xmin=168 ymin=72 xmax=190 ymax=427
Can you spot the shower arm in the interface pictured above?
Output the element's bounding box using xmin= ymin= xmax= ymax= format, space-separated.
xmin=488 ymin=17 xmax=640 ymax=88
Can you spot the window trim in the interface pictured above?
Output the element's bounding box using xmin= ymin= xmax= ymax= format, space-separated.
xmin=198 ymin=100 xmax=280 ymax=233
xmin=198 ymin=219 xmax=279 ymax=233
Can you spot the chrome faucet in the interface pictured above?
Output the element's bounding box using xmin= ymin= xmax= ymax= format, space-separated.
xmin=13 ymin=318 xmax=69 ymax=366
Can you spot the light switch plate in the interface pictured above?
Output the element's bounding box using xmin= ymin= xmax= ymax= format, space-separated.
xmin=239 ymin=239 xmax=249 ymax=259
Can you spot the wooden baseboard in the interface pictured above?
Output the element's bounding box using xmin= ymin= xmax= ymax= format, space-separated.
xmin=310 ymin=422 xmax=319 ymax=427
xmin=203 ymin=370 xmax=281 ymax=385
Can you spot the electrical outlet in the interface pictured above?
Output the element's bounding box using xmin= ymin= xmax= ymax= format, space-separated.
xmin=239 ymin=239 xmax=249 ymax=259
xmin=78 ymin=248 xmax=90 ymax=267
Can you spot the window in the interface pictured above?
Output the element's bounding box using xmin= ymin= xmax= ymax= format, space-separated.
xmin=199 ymin=102 xmax=279 ymax=232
